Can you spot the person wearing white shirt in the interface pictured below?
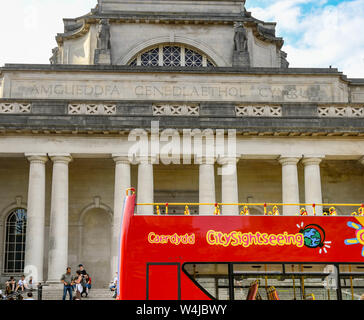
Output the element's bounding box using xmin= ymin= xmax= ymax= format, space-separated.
xmin=109 ymin=272 xmax=118 ymax=290
xmin=15 ymin=275 xmax=27 ymax=292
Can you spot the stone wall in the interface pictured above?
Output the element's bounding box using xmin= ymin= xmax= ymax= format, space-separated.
xmin=110 ymin=23 xmax=234 ymax=67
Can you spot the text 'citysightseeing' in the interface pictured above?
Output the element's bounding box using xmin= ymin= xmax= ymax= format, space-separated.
xmin=206 ymin=230 xmax=304 ymax=248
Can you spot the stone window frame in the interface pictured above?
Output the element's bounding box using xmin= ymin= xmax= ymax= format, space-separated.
xmin=3 ymin=208 xmax=27 ymax=275
xmin=129 ymin=44 xmax=215 ymax=67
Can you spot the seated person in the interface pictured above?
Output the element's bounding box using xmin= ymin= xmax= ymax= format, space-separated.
xmin=5 ymin=277 xmax=16 ymax=294
xmin=81 ymin=274 xmax=92 ymax=298
xmin=112 ymin=281 xmax=117 ymax=299
xmin=15 ymin=275 xmax=27 ymax=292
xmin=74 ymin=270 xmax=84 ymax=296
xmin=27 ymin=276 xmax=35 ymax=291
xmin=109 ymin=273 xmax=118 ymax=291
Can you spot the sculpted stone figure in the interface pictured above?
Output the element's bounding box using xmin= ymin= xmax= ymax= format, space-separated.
xmin=232 ymin=23 xmax=250 ymax=67
xmin=234 ymin=25 xmax=248 ymax=52
xmin=95 ymin=19 xmax=112 ymax=64
xmin=280 ymin=51 xmax=289 ymax=68
xmin=97 ymin=19 xmax=111 ymax=50
xmin=49 ymin=47 xmax=59 ymax=64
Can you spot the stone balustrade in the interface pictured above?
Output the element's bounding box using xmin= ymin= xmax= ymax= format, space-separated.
xmin=153 ymin=103 xmax=199 ymax=116
xmin=318 ymin=105 xmax=364 ymax=118
xmin=68 ymin=103 xmax=117 ymax=115
xmin=0 ymin=102 xmax=31 ymax=114
xmin=235 ymin=105 xmax=282 ymax=117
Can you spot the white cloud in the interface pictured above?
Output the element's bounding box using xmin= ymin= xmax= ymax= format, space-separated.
xmin=248 ymin=0 xmax=364 ymax=78
xmin=249 ymin=0 xmax=314 ymax=31
xmin=0 ymin=0 xmax=96 ymax=66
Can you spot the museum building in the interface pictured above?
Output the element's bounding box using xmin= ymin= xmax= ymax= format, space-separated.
xmin=0 ymin=0 xmax=364 ymax=291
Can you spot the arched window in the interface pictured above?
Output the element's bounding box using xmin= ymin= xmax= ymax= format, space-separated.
xmin=3 ymin=208 xmax=27 ymax=274
xmin=129 ymin=44 xmax=215 ymax=67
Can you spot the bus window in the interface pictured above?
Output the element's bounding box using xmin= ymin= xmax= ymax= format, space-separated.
xmin=284 ymin=264 xmax=337 ymax=300
xmin=233 ymin=263 xmax=294 ymax=300
xmin=184 ymin=263 xmax=342 ymax=300
xmin=234 ymin=274 xmax=298 ymax=300
xmin=183 ymin=263 xmax=230 ymax=300
xmin=339 ymin=264 xmax=364 ymax=300
xmin=233 ymin=263 xmax=337 ymax=300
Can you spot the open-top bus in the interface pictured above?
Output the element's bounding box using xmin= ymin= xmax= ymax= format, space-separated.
xmin=117 ymin=188 xmax=364 ymax=300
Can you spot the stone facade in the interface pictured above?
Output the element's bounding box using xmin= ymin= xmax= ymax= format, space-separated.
xmin=0 ymin=0 xmax=364 ymax=289
xmin=51 ymin=0 xmax=285 ymax=68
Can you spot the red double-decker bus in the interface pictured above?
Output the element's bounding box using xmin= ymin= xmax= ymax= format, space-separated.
xmin=117 ymin=189 xmax=364 ymax=300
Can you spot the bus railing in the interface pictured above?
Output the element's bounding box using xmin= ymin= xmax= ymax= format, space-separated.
xmin=135 ymin=202 xmax=364 ymax=216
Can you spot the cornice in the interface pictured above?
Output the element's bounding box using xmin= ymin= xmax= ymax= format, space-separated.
xmin=53 ymin=9 xmax=283 ymax=47
xmin=2 ymin=126 xmax=364 ymax=137
xmin=348 ymin=78 xmax=364 ymax=86
xmin=244 ymin=20 xmax=284 ymax=49
xmin=0 ymin=64 xmax=344 ymax=77
xmin=56 ymin=20 xmax=93 ymax=45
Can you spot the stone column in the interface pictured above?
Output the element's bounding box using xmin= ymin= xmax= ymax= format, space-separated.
xmin=47 ymin=154 xmax=72 ymax=283
xmin=137 ymin=157 xmax=154 ymax=215
xmin=218 ymin=157 xmax=239 ymax=215
xmin=24 ymin=154 xmax=48 ymax=283
xmin=198 ymin=157 xmax=216 ymax=215
xmin=278 ymin=156 xmax=301 ymax=216
xmin=111 ymin=155 xmax=131 ymax=277
xmin=302 ymin=156 xmax=324 ymax=215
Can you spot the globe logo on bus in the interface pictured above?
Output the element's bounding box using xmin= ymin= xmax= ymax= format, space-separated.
xmin=302 ymin=227 xmax=322 ymax=248
xmin=297 ymin=223 xmax=331 ymax=254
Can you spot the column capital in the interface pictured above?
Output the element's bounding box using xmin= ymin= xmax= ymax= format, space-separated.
xmin=217 ymin=156 xmax=239 ymax=166
xmin=112 ymin=154 xmax=130 ymax=164
xmin=302 ymin=156 xmax=324 ymax=166
xmin=278 ymin=156 xmax=301 ymax=166
xmin=25 ymin=153 xmax=48 ymax=164
xmin=49 ymin=153 xmax=72 ymax=164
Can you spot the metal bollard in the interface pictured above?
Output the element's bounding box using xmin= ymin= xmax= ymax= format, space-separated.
xmin=37 ymin=283 xmax=43 ymax=301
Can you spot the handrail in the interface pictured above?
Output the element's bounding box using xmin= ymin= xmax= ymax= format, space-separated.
xmin=136 ymin=203 xmax=364 ymax=206
xmin=134 ymin=202 xmax=364 ymax=216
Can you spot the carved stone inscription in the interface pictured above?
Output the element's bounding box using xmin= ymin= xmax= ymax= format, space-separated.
xmin=9 ymin=79 xmax=332 ymax=102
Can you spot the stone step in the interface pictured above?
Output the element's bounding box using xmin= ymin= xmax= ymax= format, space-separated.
xmin=39 ymin=288 xmax=115 ymax=300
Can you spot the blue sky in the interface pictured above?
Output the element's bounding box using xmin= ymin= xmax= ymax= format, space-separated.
xmin=248 ymin=0 xmax=358 ymax=43
xmin=0 ymin=0 xmax=363 ymax=77
xmin=247 ymin=0 xmax=364 ymax=77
